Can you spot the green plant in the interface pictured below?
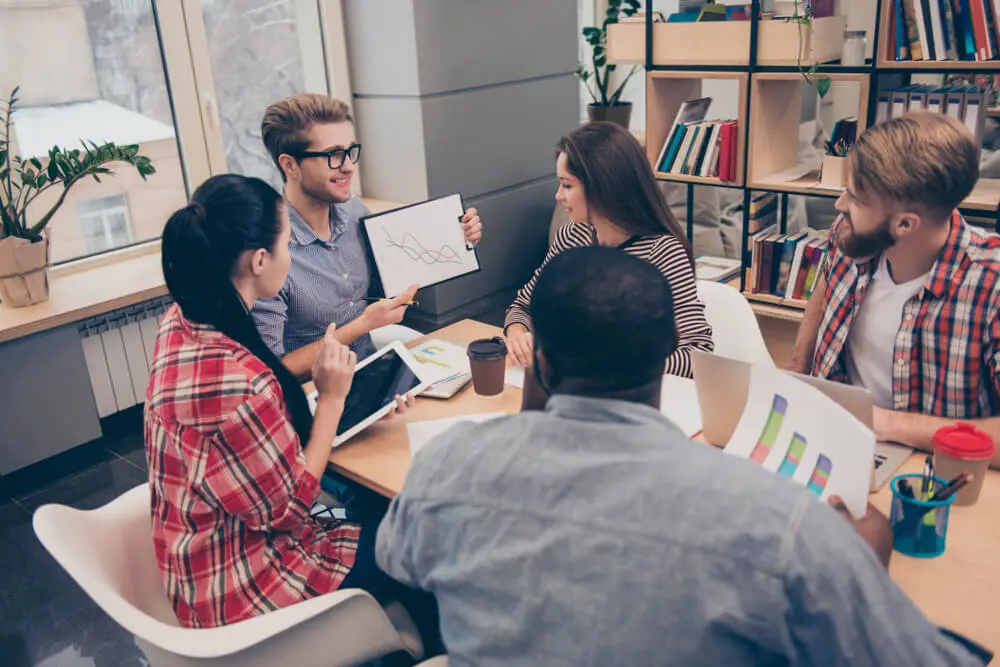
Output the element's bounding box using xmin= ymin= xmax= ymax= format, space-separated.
xmin=0 ymin=87 xmax=156 ymax=243
xmin=579 ymin=0 xmax=642 ymax=108
xmin=794 ymin=12 xmax=831 ymax=100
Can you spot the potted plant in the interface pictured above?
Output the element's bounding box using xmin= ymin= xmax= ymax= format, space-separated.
xmin=0 ymin=87 xmax=155 ymax=307
xmin=579 ymin=0 xmax=642 ymax=129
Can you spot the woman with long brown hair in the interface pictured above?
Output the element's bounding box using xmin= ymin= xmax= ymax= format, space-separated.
xmin=504 ymin=121 xmax=713 ymax=377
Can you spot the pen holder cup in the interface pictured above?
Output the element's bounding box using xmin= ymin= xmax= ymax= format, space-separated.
xmin=889 ymin=474 xmax=956 ymax=559
xmin=820 ymin=155 xmax=846 ymax=188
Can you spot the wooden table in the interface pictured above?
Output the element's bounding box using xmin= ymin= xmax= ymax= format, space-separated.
xmin=327 ymin=320 xmax=519 ymax=497
xmin=327 ymin=319 xmax=1000 ymax=654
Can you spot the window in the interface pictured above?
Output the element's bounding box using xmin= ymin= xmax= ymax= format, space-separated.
xmin=2 ymin=0 xmax=192 ymax=264
xmin=195 ymin=0 xmax=331 ymax=188
xmin=78 ymin=194 xmax=134 ymax=254
xmin=1 ymin=0 xmax=354 ymax=267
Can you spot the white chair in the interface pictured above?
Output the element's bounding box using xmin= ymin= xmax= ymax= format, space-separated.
xmin=415 ymin=658 xmax=448 ymax=666
xmin=370 ymin=324 xmax=423 ymax=350
xmin=696 ymin=280 xmax=774 ymax=366
xmin=33 ymin=484 xmax=423 ymax=667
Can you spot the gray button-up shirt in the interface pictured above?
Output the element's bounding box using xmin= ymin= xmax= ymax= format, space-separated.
xmin=252 ymin=197 xmax=376 ymax=359
xmin=376 ymin=395 xmax=982 ymax=667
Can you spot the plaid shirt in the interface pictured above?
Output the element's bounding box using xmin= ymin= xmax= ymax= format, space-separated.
xmin=145 ymin=305 xmax=360 ymax=628
xmin=813 ymin=212 xmax=1000 ymax=418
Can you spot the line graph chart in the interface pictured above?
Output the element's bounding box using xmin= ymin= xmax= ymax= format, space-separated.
xmin=382 ymin=229 xmax=463 ymax=265
xmin=363 ymin=193 xmax=480 ymax=297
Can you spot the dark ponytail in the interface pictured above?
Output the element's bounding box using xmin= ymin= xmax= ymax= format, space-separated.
xmin=161 ymin=174 xmax=313 ymax=442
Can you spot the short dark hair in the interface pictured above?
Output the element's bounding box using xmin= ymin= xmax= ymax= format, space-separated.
xmin=531 ymin=246 xmax=677 ymax=389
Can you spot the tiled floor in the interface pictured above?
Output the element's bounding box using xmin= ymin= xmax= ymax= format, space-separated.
xmin=0 ymin=415 xmax=150 ymax=667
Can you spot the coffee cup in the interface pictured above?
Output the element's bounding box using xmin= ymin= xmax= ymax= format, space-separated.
xmin=467 ymin=337 xmax=507 ymax=398
xmin=932 ymin=422 xmax=995 ymax=506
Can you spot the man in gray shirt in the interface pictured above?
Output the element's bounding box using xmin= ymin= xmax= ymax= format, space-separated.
xmin=376 ymin=246 xmax=987 ymax=666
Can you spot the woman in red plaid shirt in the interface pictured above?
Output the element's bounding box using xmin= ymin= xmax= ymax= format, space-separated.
xmin=146 ymin=175 xmax=437 ymax=646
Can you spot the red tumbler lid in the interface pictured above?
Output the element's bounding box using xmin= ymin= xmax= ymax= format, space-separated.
xmin=932 ymin=422 xmax=996 ymax=461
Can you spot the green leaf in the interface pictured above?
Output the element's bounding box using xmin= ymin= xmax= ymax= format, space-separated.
xmin=595 ymin=55 xmax=607 ymax=68
xmin=29 ymin=157 xmax=41 ymax=170
xmin=815 ymin=76 xmax=832 ymax=99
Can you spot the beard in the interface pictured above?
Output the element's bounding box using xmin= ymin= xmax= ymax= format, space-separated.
xmin=835 ymin=216 xmax=895 ymax=258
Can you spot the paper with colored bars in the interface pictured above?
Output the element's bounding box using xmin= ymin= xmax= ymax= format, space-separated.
xmin=723 ymin=366 xmax=873 ymax=518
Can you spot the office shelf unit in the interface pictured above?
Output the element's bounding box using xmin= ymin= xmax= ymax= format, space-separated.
xmin=610 ymin=0 xmax=1000 ymax=318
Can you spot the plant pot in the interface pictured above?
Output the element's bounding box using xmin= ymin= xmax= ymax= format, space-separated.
xmin=820 ymin=155 xmax=846 ymax=189
xmin=587 ymin=102 xmax=632 ymax=130
xmin=0 ymin=235 xmax=50 ymax=307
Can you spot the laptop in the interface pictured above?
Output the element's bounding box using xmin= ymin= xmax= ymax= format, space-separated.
xmin=690 ymin=351 xmax=911 ymax=491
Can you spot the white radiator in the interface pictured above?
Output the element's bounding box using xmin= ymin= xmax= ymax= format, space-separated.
xmin=78 ymin=296 xmax=173 ymax=418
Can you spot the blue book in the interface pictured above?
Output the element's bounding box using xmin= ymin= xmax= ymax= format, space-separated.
xmin=896 ymin=0 xmax=910 ymax=59
xmin=659 ymin=123 xmax=688 ymax=173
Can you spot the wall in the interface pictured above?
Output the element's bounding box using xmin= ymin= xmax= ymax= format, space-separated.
xmin=343 ymin=0 xmax=580 ymax=326
xmin=0 ymin=0 xmax=99 ymax=106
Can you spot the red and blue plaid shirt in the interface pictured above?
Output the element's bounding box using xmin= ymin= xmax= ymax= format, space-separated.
xmin=145 ymin=305 xmax=360 ymax=628
xmin=812 ymin=212 xmax=1000 ymax=418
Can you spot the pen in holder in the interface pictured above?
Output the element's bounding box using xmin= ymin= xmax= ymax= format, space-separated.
xmin=889 ymin=473 xmax=956 ymax=558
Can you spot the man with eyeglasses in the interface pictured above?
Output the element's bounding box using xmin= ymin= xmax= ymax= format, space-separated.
xmin=255 ymin=94 xmax=483 ymax=378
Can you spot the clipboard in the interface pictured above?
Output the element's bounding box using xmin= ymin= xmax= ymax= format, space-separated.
xmin=360 ymin=193 xmax=481 ymax=298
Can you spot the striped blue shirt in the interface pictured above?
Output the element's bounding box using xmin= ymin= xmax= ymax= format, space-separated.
xmin=252 ymin=197 xmax=377 ymax=359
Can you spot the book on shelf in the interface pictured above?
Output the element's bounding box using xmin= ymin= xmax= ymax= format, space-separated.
xmin=657 ymin=117 xmax=739 ymax=181
xmin=749 ymin=227 xmax=830 ymax=302
xmin=876 ymin=83 xmax=985 ymax=144
xmin=695 ymin=256 xmax=742 ymax=283
xmin=892 ymin=0 xmax=1000 ymax=61
xmin=749 ymin=192 xmax=778 ymax=234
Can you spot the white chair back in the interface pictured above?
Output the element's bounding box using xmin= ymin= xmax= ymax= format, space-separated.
xmin=33 ymin=483 xmax=423 ymax=667
xmin=696 ymin=280 xmax=774 ymax=366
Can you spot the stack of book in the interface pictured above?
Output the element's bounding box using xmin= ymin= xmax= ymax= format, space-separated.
xmin=890 ymin=0 xmax=1000 ymax=62
xmin=749 ymin=227 xmax=830 ymax=301
xmin=655 ymin=119 xmax=740 ymax=181
xmin=874 ymin=83 xmax=985 ymax=143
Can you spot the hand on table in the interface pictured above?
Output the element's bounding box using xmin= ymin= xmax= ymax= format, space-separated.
xmin=505 ymin=324 xmax=534 ymax=368
xmin=829 ymin=495 xmax=893 ymax=568
xmin=461 ymin=207 xmax=483 ymax=246
xmin=363 ymin=284 xmax=419 ymax=330
xmin=313 ymin=324 xmax=357 ymax=404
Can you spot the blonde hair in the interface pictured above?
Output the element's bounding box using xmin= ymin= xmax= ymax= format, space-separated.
xmin=848 ymin=112 xmax=978 ymax=218
xmin=261 ymin=94 xmax=354 ymax=181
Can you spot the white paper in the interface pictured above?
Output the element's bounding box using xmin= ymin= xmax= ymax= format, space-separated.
xmin=724 ymin=365 xmax=874 ymax=518
xmin=505 ymin=366 xmax=525 ymax=389
xmin=767 ymin=162 xmax=821 ymax=183
xmin=407 ymin=413 xmax=507 ymax=458
xmin=364 ymin=194 xmax=479 ymax=297
xmin=659 ymin=375 xmax=703 ymax=437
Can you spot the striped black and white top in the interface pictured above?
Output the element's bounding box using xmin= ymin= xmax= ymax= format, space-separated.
xmin=505 ymin=223 xmax=713 ymax=378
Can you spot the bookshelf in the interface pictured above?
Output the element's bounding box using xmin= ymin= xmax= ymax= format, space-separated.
xmin=610 ymin=0 xmax=1000 ymax=319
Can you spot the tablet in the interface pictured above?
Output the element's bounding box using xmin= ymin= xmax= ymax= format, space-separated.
xmin=308 ymin=341 xmax=430 ymax=446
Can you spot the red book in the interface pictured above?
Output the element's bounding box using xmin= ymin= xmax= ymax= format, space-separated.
xmin=718 ymin=123 xmax=733 ymax=182
xmin=727 ymin=121 xmax=738 ymax=182
xmin=791 ymin=244 xmax=816 ymax=300
xmin=969 ymin=0 xmax=992 ymax=60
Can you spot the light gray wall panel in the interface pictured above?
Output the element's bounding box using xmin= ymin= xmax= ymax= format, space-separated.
xmin=342 ymin=0 xmax=421 ymax=96
xmin=422 ymin=74 xmax=579 ymax=200
xmin=353 ymin=97 xmax=430 ymax=202
xmin=418 ymin=177 xmax=557 ymax=315
xmin=412 ymin=0 xmax=578 ymax=95
xmin=0 ymin=325 xmax=101 ymax=473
